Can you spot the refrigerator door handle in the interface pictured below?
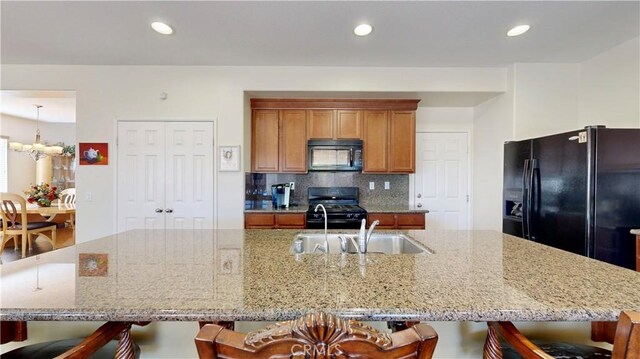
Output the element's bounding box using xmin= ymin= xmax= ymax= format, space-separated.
xmin=527 ymin=159 xmax=538 ymax=241
xmin=522 ymin=159 xmax=531 ymax=239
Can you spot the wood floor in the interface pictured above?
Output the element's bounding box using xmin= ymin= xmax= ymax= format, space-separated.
xmin=0 ymin=228 xmax=75 ymax=264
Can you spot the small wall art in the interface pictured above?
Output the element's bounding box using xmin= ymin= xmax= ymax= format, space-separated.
xmin=219 ymin=145 xmax=241 ymax=171
xmin=79 ymin=142 xmax=108 ymax=165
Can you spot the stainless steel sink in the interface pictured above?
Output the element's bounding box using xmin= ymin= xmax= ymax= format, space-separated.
xmin=291 ymin=233 xmax=430 ymax=254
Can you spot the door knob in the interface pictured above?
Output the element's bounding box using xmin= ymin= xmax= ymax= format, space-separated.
xmin=155 ymin=208 xmax=164 ymax=213
xmin=417 ymin=203 xmax=423 ymax=208
xmin=165 ymin=208 xmax=173 ymax=213
xmin=417 ymin=194 xmax=422 ymax=198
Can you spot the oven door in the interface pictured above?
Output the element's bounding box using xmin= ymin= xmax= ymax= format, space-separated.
xmin=306 ymin=218 xmax=363 ymax=229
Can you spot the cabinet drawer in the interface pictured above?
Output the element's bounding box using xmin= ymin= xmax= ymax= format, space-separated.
xmin=396 ymin=213 xmax=425 ymax=229
xmin=245 ymin=213 xmax=275 ymax=228
xmin=276 ymin=214 xmax=306 ymax=229
xmin=367 ymin=213 xmax=396 ymax=228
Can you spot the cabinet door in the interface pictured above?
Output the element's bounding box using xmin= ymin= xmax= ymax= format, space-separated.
xmin=363 ymin=111 xmax=389 ymax=173
xmin=252 ymin=110 xmax=280 ymax=172
xmin=336 ymin=110 xmax=362 ymax=139
xmin=280 ymin=110 xmax=308 ymax=173
xmin=389 ymin=111 xmax=416 ymax=173
xmin=307 ymin=110 xmax=334 ymax=139
xmin=276 ymin=213 xmax=306 ymax=229
xmin=396 ymin=213 xmax=425 ymax=229
xmin=367 ymin=213 xmax=396 ymax=229
xmin=245 ymin=213 xmax=276 ymax=228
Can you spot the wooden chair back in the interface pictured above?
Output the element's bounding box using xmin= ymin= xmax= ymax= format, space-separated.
xmin=60 ymin=188 xmax=76 ymax=205
xmin=195 ymin=312 xmax=438 ymax=358
xmin=1 ymin=192 xmax=28 ymax=232
xmin=484 ymin=311 xmax=640 ymax=359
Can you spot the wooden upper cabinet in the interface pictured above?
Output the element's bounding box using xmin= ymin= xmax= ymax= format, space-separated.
xmin=336 ymin=110 xmax=362 ymax=139
xmin=251 ymin=99 xmax=419 ymax=174
xmin=307 ymin=110 xmax=335 ymax=139
xmin=363 ymin=111 xmax=389 ymax=173
xmin=252 ymin=110 xmax=280 ymax=172
xmin=389 ymin=111 xmax=416 ymax=173
xmin=280 ymin=110 xmax=308 ymax=173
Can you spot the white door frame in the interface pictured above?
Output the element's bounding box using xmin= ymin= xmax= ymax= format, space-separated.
xmin=115 ymin=119 xmax=218 ymax=232
xmin=409 ymin=126 xmax=473 ymax=229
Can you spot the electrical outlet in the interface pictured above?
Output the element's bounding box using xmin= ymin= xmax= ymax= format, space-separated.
xmin=369 ymin=182 xmax=375 ymax=190
xmin=85 ymin=191 xmax=92 ymax=202
xmin=384 ymin=181 xmax=390 ymax=190
xmin=289 ymin=182 xmax=295 ymax=190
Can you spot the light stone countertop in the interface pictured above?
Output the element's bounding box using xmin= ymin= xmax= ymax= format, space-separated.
xmin=1 ymin=229 xmax=639 ymax=322
xmin=364 ymin=205 xmax=429 ymax=213
xmin=631 ymin=229 xmax=640 ymax=235
xmin=244 ymin=205 xmax=428 ymax=214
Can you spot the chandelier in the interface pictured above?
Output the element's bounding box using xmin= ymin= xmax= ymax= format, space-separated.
xmin=9 ymin=105 xmax=63 ymax=161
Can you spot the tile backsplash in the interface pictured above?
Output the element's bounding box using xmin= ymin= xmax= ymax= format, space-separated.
xmin=245 ymin=172 xmax=408 ymax=209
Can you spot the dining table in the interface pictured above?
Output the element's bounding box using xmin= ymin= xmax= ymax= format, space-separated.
xmin=1 ymin=228 xmax=639 ymax=358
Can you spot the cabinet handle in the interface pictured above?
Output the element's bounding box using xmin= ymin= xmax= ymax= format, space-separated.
xmin=155 ymin=208 xmax=164 ymax=213
xmin=165 ymin=208 xmax=173 ymax=213
xmin=417 ymin=203 xmax=423 ymax=208
xmin=417 ymin=193 xmax=422 ymax=198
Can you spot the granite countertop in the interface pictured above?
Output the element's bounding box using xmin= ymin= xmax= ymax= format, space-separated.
xmin=631 ymin=229 xmax=640 ymax=235
xmin=1 ymin=229 xmax=639 ymax=322
xmin=244 ymin=205 xmax=308 ymax=213
xmin=245 ymin=204 xmax=428 ymax=213
xmin=364 ymin=205 xmax=428 ymax=213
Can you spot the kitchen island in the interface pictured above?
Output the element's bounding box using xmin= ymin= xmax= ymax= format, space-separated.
xmin=2 ymin=229 xmax=639 ymax=323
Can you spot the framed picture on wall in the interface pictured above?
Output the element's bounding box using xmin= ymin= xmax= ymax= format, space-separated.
xmin=219 ymin=145 xmax=240 ymax=171
xmin=78 ymin=142 xmax=108 ymax=165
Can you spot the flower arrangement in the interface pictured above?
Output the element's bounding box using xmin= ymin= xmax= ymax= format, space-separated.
xmin=25 ymin=183 xmax=60 ymax=207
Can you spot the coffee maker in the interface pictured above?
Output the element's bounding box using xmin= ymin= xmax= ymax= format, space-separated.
xmin=271 ymin=183 xmax=291 ymax=208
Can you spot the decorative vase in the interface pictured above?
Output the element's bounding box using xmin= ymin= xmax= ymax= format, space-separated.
xmin=37 ymin=199 xmax=52 ymax=207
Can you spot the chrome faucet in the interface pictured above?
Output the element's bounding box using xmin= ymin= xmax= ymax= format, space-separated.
xmin=357 ymin=219 xmax=380 ymax=254
xmin=314 ymin=204 xmax=329 ymax=254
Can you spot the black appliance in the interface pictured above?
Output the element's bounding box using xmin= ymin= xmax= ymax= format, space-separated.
xmin=308 ymin=140 xmax=363 ymax=172
xmin=503 ymin=126 xmax=640 ymax=269
xmin=306 ymin=187 xmax=367 ymax=229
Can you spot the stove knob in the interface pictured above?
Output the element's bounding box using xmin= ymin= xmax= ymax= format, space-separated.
xmin=346 ymin=213 xmax=352 ymax=219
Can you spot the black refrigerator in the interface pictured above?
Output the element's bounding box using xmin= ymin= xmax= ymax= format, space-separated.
xmin=503 ymin=126 xmax=640 ymax=270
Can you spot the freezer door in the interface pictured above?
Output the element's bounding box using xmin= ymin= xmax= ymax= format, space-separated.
xmin=503 ymin=140 xmax=531 ymax=238
xmin=530 ymin=130 xmax=588 ymax=255
xmin=593 ymin=128 xmax=640 ymax=270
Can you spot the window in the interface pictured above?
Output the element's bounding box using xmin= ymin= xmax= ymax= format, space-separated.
xmin=0 ymin=137 xmax=7 ymax=192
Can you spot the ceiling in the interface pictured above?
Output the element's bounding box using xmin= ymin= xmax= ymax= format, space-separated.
xmin=0 ymin=91 xmax=76 ymax=123
xmin=2 ymin=1 xmax=638 ymax=67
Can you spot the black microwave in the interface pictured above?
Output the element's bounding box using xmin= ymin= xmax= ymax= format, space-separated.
xmin=308 ymin=140 xmax=363 ymax=172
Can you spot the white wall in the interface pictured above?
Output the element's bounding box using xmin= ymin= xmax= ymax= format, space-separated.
xmin=0 ymin=114 xmax=75 ymax=193
xmin=1 ymin=65 xmax=507 ymax=241
xmin=512 ymin=63 xmax=580 ymax=140
xmin=472 ymin=67 xmax=515 ymax=230
xmin=579 ymin=36 xmax=640 ymax=128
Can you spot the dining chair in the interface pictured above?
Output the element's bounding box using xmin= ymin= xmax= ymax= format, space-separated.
xmin=0 ymin=192 xmax=57 ymax=259
xmin=483 ymin=311 xmax=640 ymax=359
xmin=60 ymin=188 xmax=76 ymax=204
xmin=59 ymin=188 xmax=76 ymax=230
xmin=195 ymin=311 xmax=438 ymax=358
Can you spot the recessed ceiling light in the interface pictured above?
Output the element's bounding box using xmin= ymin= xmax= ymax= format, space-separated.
xmin=354 ymin=24 xmax=373 ymax=37
xmin=507 ymin=25 xmax=530 ymax=37
xmin=151 ymin=22 xmax=174 ymax=35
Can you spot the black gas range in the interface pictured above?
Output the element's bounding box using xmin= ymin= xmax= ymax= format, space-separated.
xmin=306 ymin=187 xmax=367 ymax=229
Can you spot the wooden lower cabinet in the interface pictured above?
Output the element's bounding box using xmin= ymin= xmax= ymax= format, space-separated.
xmin=245 ymin=213 xmax=306 ymax=229
xmin=367 ymin=213 xmax=425 ymax=230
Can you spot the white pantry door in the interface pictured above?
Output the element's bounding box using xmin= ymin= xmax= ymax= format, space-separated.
xmin=117 ymin=122 xmax=214 ymax=233
xmin=415 ymin=132 xmax=469 ymax=230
